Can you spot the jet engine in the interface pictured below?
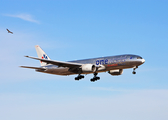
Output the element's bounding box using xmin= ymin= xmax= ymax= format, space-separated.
xmin=108 ymin=69 xmax=123 ymax=76
xmin=81 ymin=64 xmax=96 ymax=72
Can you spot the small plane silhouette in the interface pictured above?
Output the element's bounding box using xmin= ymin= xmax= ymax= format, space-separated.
xmin=6 ymin=29 xmax=13 ymax=34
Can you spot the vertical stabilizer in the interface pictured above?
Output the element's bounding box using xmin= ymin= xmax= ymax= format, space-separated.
xmin=35 ymin=45 xmax=51 ymax=66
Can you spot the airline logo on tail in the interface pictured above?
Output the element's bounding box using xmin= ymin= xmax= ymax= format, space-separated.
xmin=41 ymin=54 xmax=48 ymax=63
xmin=42 ymin=54 xmax=48 ymax=59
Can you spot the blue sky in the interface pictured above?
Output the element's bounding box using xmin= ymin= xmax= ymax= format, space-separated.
xmin=0 ymin=0 xmax=168 ymax=120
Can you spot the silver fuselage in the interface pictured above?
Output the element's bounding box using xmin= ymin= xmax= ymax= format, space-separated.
xmin=36 ymin=54 xmax=145 ymax=76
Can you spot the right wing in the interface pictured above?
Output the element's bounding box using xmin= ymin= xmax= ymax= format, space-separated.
xmin=25 ymin=56 xmax=83 ymax=68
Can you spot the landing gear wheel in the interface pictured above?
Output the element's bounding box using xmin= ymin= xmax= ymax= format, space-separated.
xmin=132 ymin=66 xmax=138 ymax=75
xmin=81 ymin=75 xmax=84 ymax=78
xmin=90 ymin=73 xmax=100 ymax=82
xmin=75 ymin=77 xmax=79 ymax=80
xmin=90 ymin=79 xmax=95 ymax=82
xmin=75 ymin=75 xmax=84 ymax=80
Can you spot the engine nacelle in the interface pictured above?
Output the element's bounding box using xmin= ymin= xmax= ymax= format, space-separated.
xmin=81 ymin=64 xmax=96 ymax=72
xmin=108 ymin=69 xmax=123 ymax=76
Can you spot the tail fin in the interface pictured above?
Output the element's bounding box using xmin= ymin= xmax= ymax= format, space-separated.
xmin=35 ymin=45 xmax=51 ymax=66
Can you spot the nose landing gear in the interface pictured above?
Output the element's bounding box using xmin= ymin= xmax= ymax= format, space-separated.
xmin=132 ymin=66 xmax=138 ymax=74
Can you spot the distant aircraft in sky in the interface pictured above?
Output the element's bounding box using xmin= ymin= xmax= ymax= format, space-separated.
xmin=20 ymin=45 xmax=145 ymax=82
xmin=6 ymin=28 xmax=13 ymax=34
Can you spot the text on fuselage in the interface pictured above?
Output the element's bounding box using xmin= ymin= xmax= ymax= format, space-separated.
xmin=96 ymin=59 xmax=108 ymax=65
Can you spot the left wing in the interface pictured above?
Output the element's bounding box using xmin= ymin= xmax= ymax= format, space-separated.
xmin=25 ymin=56 xmax=83 ymax=67
xmin=20 ymin=66 xmax=46 ymax=70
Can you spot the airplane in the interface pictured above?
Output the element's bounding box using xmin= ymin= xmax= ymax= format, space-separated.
xmin=20 ymin=45 xmax=145 ymax=82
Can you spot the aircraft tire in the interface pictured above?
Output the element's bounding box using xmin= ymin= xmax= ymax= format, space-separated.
xmin=75 ymin=77 xmax=79 ymax=80
xmin=90 ymin=79 xmax=95 ymax=82
xmin=81 ymin=75 xmax=84 ymax=78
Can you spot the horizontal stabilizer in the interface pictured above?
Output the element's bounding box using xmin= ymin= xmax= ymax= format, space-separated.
xmin=20 ymin=66 xmax=46 ymax=70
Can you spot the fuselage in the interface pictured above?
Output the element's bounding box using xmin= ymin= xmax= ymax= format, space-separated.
xmin=37 ymin=54 xmax=145 ymax=76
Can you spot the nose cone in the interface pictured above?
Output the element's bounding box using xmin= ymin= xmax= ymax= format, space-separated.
xmin=141 ymin=59 xmax=145 ymax=63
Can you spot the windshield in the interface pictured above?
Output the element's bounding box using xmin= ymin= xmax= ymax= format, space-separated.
xmin=137 ymin=57 xmax=142 ymax=59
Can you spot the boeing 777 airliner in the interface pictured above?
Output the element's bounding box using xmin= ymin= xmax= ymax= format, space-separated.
xmin=20 ymin=45 xmax=145 ymax=82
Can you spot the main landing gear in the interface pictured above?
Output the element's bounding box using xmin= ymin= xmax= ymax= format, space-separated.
xmin=75 ymin=74 xmax=84 ymax=80
xmin=90 ymin=73 xmax=100 ymax=82
xmin=132 ymin=66 xmax=138 ymax=74
xmin=74 ymin=73 xmax=100 ymax=82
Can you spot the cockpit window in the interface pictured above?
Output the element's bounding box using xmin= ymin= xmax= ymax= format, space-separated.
xmin=137 ymin=57 xmax=142 ymax=59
